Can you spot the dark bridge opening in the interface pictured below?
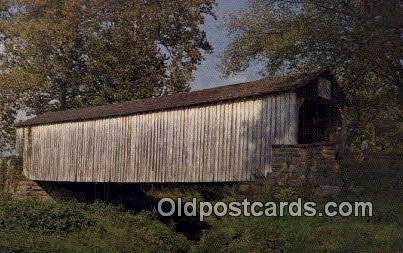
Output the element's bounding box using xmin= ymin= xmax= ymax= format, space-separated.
xmin=298 ymin=99 xmax=341 ymax=144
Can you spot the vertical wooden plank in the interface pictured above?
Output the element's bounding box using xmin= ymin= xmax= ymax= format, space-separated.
xmin=286 ymin=94 xmax=291 ymax=144
xmin=231 ymin=102 xmax=237 ymax=181
xmin=174 ymin=110 xmax=179 ymax=182
xmin=220 ymin=104 xmax=226 ymax=181
xmin=145 ymin=113 xmax=152 ymax=182
xmin=93 ymin=120 xmax=100 ymax=182
xmin=130 ymin=115 xmax=138 ymax=182
xmin=224 ymin=103 xmax=230 ymax=181
xmin=167 ymin=110 xmax=173 ymax=183
xmin=161 ymin=112 xmax=166 ymax=182
xmin=98 ymin=120 xmax=103 ymax=182
xmin=220 ymin=103 xmax=226 ymax=181
xmin=266 ymin=96 xmax=273 ymax=172
xmin=199 ymin=106 xmax=205 ymax=182
xmin=62 ymin=124 xmax=68 ymax=181
xmin=239 ymin=101 xmax=245 ymax=181
xmin=125 ymin=116 xmax=132 ymax=183
xmin=177 ymin=109 xmax=183 ymax=182
xmin=200 ymin=106 xmax=207 ymax=182
xmin=159 ymin=111 xmax=165 ymax=182
xmin=171 ymin=110 xmax=176 ymax=182
xmin=104 ymin=119 xmax=111 ymax=182
xmin=150 ymin=113 xmax=157 ymax=182
xmin=194 ymin=107 xmax=201 ymax=182
xmin=245 ymin=100 xmax=252 ymax=180
xmin=179 ymin=109 xmax=186 ymax=182
xmin=186 ymin=108 xmax=192 ymax=182
xmin=118 ymin=118 xmax=124 ymax=182
xmin=207 ymin=105 xmax=213 ymax=182
xmin=274 ymin=95 xmax=279 ymax=144
xmin=192 ymin=107 xmax=198 ymax=182
xmin=154 ymin=112 xmax=160 ymax=182
xmin=155 ymin=112 xmax=162 ymax=182
xmin=99 ymin=120 xmax=105 ymax=182
xmin=163 ymin=111 xmax=169 ymax=182
xmin=224 ymin=103 xmax=231 ymax=181
xmin=15 ymin=128 xmax=23 ymax=157
xmin=120 ymin=117 xmax=127 ymax=182
xmin=142 ymin=113 xmax=149 ymax=182
xmin=221 ymin=103 xmax=227 ymax=181
xmin=255 ymin=99 xmax=263 ymax=178
xmin=87 ymin=121 xmax=94 ymax=182
xmin=289 ymin=93 xmax=297 ymax=144
xmin=246 ymin=100 xmax=255 ymax=180
xmin=260 ymin=97 xmax=267 ymax=176
xmin=282 ymin=94 xmax=287 ymax=144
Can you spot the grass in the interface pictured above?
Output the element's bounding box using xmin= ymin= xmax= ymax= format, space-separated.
xmin=0 ymin=156 xmax=400 ymax=252
xmin=192 ymin=157 xmax=402 ymax=253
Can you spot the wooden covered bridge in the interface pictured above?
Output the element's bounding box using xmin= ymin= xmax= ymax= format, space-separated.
xmin=15 ymin=70 xmax=345 ymax=183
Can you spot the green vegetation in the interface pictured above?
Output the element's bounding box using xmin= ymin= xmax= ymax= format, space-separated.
xmin=0 ymin=157 xmax=400 ymax=252
xmin=0 ymin=198 xmax=190 ymax=253
xmin=221 ymin=0 xmax=402 ymax=151
xmin=193 ymin=157 xmax=402 ymax=253
xmin=193 ymin=216 xmax=401 ymax=253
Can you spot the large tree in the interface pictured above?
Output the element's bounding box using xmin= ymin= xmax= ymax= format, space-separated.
xmin=0 ymin=0 xmax=214 ymax=152
xmin=0 ymin=0 xmax=215 ymax=108
xmin=222 ymin=0 xmax=402 ymax=151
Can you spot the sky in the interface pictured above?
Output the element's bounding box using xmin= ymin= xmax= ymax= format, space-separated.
xmin=190 ymin=0 xmax=261 ymax=90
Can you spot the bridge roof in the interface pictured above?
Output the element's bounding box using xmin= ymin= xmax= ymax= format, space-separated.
xmin=17 ymin=70 xmax=332 ymax=127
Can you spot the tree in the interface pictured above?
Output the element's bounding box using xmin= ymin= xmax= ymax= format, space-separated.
xmin=0 ymin=0 xmax=215 ymax=152
xmin=0 ymin=0 xmax=215 ymax=108
xmin=222 ymin=0 xmax=402 ymax=151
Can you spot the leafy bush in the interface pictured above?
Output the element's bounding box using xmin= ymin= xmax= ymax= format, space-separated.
xmin=192 ymin=157 xmax=403 ymax=253
xmin=0 ymin=195 xmax=92 ymax=234
xmin=0 ymin=194 xmax=190 ymax=252
xmin=272 ymin=186 xmax=297 ymax=202
xmin=192 ymin=216 xmax=402 ymax=253
xmin=340 ymin=158 xmax=402 ymax=197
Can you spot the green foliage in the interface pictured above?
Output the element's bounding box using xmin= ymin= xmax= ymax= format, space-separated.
xmin=0 ymin=197 xmax=92 ymax=234
xmin=0 ymin=158 xmax=24 ymax=192
xmin=192 ymin=157 xmax=403 ymax=253
xmin=192 ymin=215 xmax=402 ymax=253
xmin=272 ymin=186 xmax=297 ymax=202
xmin=222 ymin=0 xmax=402 ymax=151
xmin=1 ymin=0 xmax=215 ymax=107
xmin=0 ymin=156 xmax=401 ymax=252
xmin=340 ymin=157 xmax=402 ymax=199
xmin=0 ymin=194 xmax=190 ymax=252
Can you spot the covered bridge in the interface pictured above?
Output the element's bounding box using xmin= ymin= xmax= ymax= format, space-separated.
xmin=15 ymin=70 xmax=345 ymax=183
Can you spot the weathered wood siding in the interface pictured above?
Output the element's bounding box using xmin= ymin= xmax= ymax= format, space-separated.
xmin=17 ymin=93 xmax=297 ymax=182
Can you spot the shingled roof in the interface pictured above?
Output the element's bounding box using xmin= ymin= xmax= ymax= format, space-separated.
xmin=16 ymin=70 xmax=331 ymax=127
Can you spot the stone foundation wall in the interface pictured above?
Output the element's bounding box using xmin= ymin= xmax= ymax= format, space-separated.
xmin=269 ymin=142 xmax=342 ymax=195
xmin=0 ymin=157 xmax=51 ymax=200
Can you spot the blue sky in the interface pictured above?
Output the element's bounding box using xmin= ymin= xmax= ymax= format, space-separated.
xmin=190 ymin=0 xmax=261 ymax=90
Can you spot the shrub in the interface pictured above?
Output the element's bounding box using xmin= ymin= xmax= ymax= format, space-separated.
xmin=272 ymin=186 xmax=297 ymax=202
xmin=192 ymin=215 xmax=402 ymax=253
xmin=0 ymin=195 xmax=190 ymax=252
